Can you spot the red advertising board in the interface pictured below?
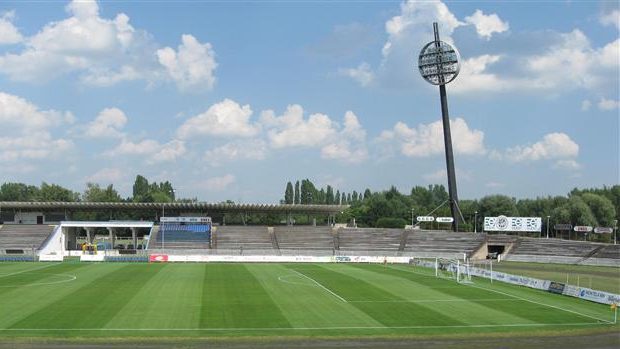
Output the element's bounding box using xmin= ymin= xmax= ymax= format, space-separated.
xmin=149 ymin=254 xmax=169 ymax=262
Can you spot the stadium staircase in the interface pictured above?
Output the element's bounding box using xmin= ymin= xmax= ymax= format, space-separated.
xmin=0 ymin=224 xmax=56 ymax=253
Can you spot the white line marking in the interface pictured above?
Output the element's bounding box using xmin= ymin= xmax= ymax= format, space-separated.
xmin=348 ymin=298 xmax=516 ymax=303
xmin=0 ymin=273 xmax=76 ymax=288
xmin=0 ymin=263 xmax=57 ymax=278
xmin=0 ymin=322 xmax=606 ymax=331
xmin=387 ymin=265 xmax=613 ymax=324
xmin=290 ymin=269 xmax=348 ymax=303
xmin=465 ymin=282 xmax=614 ymax=324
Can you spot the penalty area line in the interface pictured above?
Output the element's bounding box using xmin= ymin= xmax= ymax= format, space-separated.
xmin=289 ymin=269 xmax=348 ymax=303
xmin=0 ymin=322 xmax=607 ymax=331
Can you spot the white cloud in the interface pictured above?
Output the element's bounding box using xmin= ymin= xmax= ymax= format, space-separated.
xmin=505 ymin=132 xmax=579 ymax=162
xmin=157 ymin=34 xmax=217 ymax=91
xmin=0 ymin=92 xmax=73 ymax=162
xmin=0 ymin=1 xmax=217 ymax=92
xmin=204 ymin=140 xmax=268 ymax=166
xmin=177 ymin=99 xmax=258 ymax=139
xmin=261 ymin=105 xmax=336 ymax=148
xmin=581 ymin=100 xmax=592 ymax=111
xmin=554 ymin=159 xmax=581 ymax=170
xmin=486 ymin=181 xmax=505 ymax=188
xmin=597 ymin=97 xmax=619 ymax=111
xmin=201 ymin=174 xmax=235 ymax=191
xmin=339 ymin=62 xmax=374 ymax=87
xmin=0 ymin=10 xmax=22 ymax=44
xmin=464 ymin=10 xmax=509 ymax=40
xmin=600 ymin=9 xmax=620 ymax=30
xmin=261 ymin=107 xmax=368 ymax=163
xmin=104 ymin=138 xmax=186 ymax=164
xmin=380 ymin=117 xmax=486 ymax=158
xmin=524 ymin=31 xmax=619 ymax=91
xmin=84 ymin=167 xmax=123 ymax=183
xmin=84 ymin=107 xmax=127 ymax=138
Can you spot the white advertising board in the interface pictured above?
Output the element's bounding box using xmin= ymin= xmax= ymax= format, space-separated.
xmin=160 ymin=217 xmax=212 ymax=223
xmin=39 ymin=254 xmax=64 ymax=262
xmin=484 ymin=216 xmax=541 ymax=232
xmin=417 ymin=216 xmax=435 ymax=222
xmin=573 ymin=226 xmax=593 ymax=233
xmin=436 ymin=217 xmax=454 ymax=223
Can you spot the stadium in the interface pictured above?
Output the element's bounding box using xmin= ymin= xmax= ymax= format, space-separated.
xmin=1 ymin=1 xmax=619 ymax=348
xmin=0 ymin=201 xmax=618 ymax=348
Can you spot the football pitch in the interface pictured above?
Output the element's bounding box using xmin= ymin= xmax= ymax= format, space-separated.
xmin=0 ymin=262 xmax=617 ymax=340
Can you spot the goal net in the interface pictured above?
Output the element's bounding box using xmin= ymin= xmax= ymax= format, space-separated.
xmin=435 ymin=258 xmax=472 ymax=284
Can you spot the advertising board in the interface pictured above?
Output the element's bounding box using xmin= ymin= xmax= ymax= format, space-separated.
xmin=484 ymin=216 xmax=541 ymax=232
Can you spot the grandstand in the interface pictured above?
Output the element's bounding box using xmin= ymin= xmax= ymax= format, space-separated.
xmin=0 ymin=224 xmax=55 ymax=254
xmin=148 ymin=217 xmax=211 ymax=250
xmin=337 ymin=228 xmax=403 ymax=254
xmin=213 ymin=225 xmax=275 ymax=252
xmin=510 ymin=237 xmax=602 ymax=257
xmin=403 ymin=231 xmax=485 ymax=259
xmin=274 ymin=226 xmax=335 ymax=251
xmin=591 ymin=244 xmax=620 ymax=259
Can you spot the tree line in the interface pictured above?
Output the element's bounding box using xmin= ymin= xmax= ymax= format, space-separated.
xmin=0 ymin=175 xmax=177 ymax=203
xmin=282 ymin=179 xmax=619 ymax=237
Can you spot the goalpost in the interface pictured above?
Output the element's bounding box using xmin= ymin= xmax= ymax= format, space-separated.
xmin=435 ymin=258 xmax=473 ymax=284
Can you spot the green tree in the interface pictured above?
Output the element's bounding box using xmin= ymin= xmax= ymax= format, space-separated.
xmin=39 ymin=182 xmax=78 ymax=201
xmin=363 ymin=188 xmax=372 ymax=200
xmin=580 ymin=193 xmax=615 ymax=227
xmin=376 ymin=217 xmax=407 ymax=228
xmin=83 ymin=183 xmax=122 ymax=202
xmin=0 ymin=182 xmax=40 ymax=201
xmin=326 ymin=185 xmax=334 ymax=205
xmin=132 ymin=175 xmax=150 ymax=201
xmin=294 ymin=181 xmax=300 ymax=204
xmin=478 ymin=195 xmax=519 ymax=218
xmin=335 ymin=190 xmax=341 ymax=205
xmin=284 ymin=182 xmax=294 ymax=204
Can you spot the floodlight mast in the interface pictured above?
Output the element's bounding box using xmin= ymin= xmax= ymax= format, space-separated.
xmin=419 ymin=22 xmax=461 ymax=232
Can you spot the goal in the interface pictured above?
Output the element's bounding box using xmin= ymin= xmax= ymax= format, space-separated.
xmin=435 ymin=258 xmax=472 ymax=284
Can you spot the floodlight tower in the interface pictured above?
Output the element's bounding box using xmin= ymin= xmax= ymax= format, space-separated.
xmin=418 ymin=22 xmax=461 ymax=232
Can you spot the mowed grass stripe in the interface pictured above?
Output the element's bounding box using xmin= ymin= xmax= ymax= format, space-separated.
xmin=108 ymin=264 xmax=205 ymax=329
xmin=386 ymin=264 xmax=605 ymax=324
xmin=0 ymin=263 xmax=95 ymax=329
xmin=200 ymin=264 xmax=291 ymax=329
xmin=245 ymin=264 xmax=384 ymax=328
xmin=339 ymin=264 xmax=537 ymax=326
xmin=10 ymin=264 xmax=164 ymax=329
xmin=288 ymin=264 xmax=464 ymax=327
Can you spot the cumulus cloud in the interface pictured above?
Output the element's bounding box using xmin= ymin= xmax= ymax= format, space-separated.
xmin=339 ymin=62 xmax=374 ymax=87
xmin=379 ymin=117 xmax=486 ymax=158
xmin=201 ymin=174 xmax=235 ymax=191
xmin=157 ymin=34 xmax=217 ymax=91
xmin=504 ymin=133 xmax=579 ymax=165
xmin=597 ymin=97 xmax=619 ymax=111
xmin=261 ymin=106 xmax=368 ymax=163
xmin=0 ymin=10 xmax=22 ymax=45
xmin=84 ymin=167 xmax=123 ymax=183
xmin=84 ymin=108 xmax=127 ymax=138
xmin=600 ymin=9 xmax=620 ymax=30
xmin=464 ymin=10 xmax=509 ymax=40
xmin=0 ymin=1 xmax=217 ymax=92
xmin=204 ymin=140 xmax=268 ymax=166
xmin=104 ymin=138 xmax=186 ymax=164
xmin=177 ymin=99 xmax=259 ymax=139
xmin=0 ymin=92 xmax=74 ymax=162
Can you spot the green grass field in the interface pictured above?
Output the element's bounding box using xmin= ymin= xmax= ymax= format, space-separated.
xmin=0 ymin=262 xmax=617 ymax=340
xmin=489 ymin=262 xmax=620 ymax=294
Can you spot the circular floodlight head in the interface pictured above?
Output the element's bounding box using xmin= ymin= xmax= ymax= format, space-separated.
xmin=418 ymin=40 xmax=460 ymax=85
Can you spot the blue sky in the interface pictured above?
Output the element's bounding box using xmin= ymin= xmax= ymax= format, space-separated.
xmin=0 ymin=0 xmax=618 ymax=203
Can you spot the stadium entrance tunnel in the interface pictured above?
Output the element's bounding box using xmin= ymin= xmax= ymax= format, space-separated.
xmin=487 ymin=245 xmax=505 ymax=259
